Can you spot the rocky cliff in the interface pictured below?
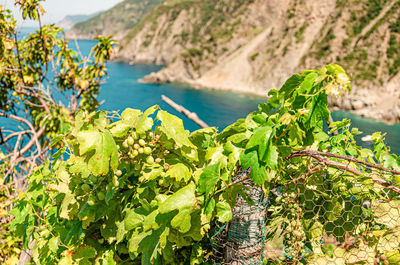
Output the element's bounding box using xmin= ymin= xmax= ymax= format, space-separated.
xmin=66 ymin=0 xmax=163 ymax=41
xmin=71 ymin=0 xmax=400 ymax=124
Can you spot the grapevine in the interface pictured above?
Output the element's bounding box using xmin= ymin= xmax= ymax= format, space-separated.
xmin=9 ymin=64 xmax=400 ymax=264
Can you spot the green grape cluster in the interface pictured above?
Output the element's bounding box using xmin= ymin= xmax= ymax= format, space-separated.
xmin=120 ymin=131 xmax=159 ymax=166
xmin=276 ymin=193 xmax=308 ymax=263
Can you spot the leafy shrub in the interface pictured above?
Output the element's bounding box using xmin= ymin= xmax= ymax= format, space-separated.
xmin=1 ymin=1 xmax=115 ymax=263
xmin=10 ymin=64 xmax=400 ymax=264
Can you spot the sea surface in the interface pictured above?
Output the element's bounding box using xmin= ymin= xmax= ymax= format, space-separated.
xmin=4 ymin=28 xmax=400 ymax=154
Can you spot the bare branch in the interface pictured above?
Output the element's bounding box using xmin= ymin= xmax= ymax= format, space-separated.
xmin=161 ymin=95 xmax=209 ymax=128
xmin=0 ymin=111 xmax=42 ymax=154
xmin=2 ymin=130 xmax=31 ymax=144
xmin=287 ymin=150 xmax=400 ymax=175
xmin=286 ymin=150 xmax=400 ymax=194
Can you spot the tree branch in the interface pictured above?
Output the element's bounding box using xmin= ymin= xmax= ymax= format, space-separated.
xmin=288 ymin=150 xmax=400 ymax=175
xmin=161 ymin=95 xmax=209 ymax=128
xmin=286 ymin=150 xmax=400 ymax=194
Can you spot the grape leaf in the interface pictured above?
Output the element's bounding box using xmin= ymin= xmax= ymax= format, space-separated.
xmin=205 ymin=146 xmax=226 ymax=166
xmin=76 ymin=129 xmax=118 ymax=175
xmin=136 ymin=105 xmax=158 ymax=134
xmin=128 ymin=228 xmax=167 ymax=264
xmin=240 ymin=150 xmax=269 ymax=186
xmin=48 ymin=237 xmax=59 ymax=253
xmin=109 ymin=120 xmax=131 ymax=138
xmin=216 ymin=119 xmax=246 ymax=142
xmin=121 ymin=108 xmax=142 ymax=122
xmin=60 ymin=193 xmax=77 ymax=219
xmin=298 ymin=72 xmax=318 ymax=95
xmin=116 ymin=220 xmax=126 ymax=244
xmin=166 ymin=163 xmax=191 ymax=182
xmin=157 ymin=110 xmax=194 ymax=148
xmin=93 ymin=111 xmax=108 ymax=130
xmin=102 ymin=250 xmax=117 ymax=265
xmin=68 ymin=156 xmax=90 ymax=178
xmin=189 ymin=127 xmax=217 ymax=148
xmin=109 ymin=108 xmax=142 ymax=137
xmin=246 ymin=126 xmax=278 ymax=169
xmin=198 ymin=163 xmax=220 ymax=196
xmin=73 ymin=246 xmax=97 ymax=259
xmin=171 ymin=208 xmax=192 ymax=233
xmin=124 ymin=209 xmax=145 ymax=231
xmin=280 ymin=74 xmax=303 ymax=98
xmin=307 ymin=93 xmax=330 ymax=127
xmin=159 ymin=182 xmax=196 ymax=213
xmin=216 ymin=201 xmax=232 ymax=223
xmin=77 ymin=130 xmax=100 ymax=155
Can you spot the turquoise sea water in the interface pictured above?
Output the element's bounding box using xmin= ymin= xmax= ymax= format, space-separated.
xmin=3 ymin=30 xmax=400 ymax=154
xmin=332 ymin=111 xmax=400 ymax=154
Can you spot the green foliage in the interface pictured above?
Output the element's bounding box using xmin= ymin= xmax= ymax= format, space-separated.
xmin=0 ymin=174 xmax=21 ymax=264
xmin=1 ymin=2 xmax=116 ymax=263
xmin=387 ymin=14 xmax=400 ymax=77
xmin=10 ymin=63 xmax=400 ymax=264
xmin=0 ymin=5 xmax=116 ymax=136
xmin=0 ymin=1 xmax=116 ymax=162
xmin=4 ymin=1 xmax=400 ymax=262
xmin=71 ymin=0 xmax=163 ymax=38
xmin=184 ymin=48 xmax=203 ymax=58
xmin=17 ymin=0 xmax=46 ymax=21
xmin=295 ymin=23 xmax=307 ymax=43
xmin=250 ymin=52 xmax=259 ymax=61
xmin=349 ymin=0 xmax=385 ymax=36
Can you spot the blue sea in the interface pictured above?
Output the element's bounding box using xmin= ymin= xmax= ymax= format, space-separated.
xmin=3 ymin=28 xmax=400 ymax=154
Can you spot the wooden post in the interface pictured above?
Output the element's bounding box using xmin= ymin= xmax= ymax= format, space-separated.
xmin=161 ymin=95 xmax=209 ymax=129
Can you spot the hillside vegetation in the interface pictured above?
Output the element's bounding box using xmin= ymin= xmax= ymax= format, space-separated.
xmin=70 ymin=0 xmax=400 ymax=123
xmin=66 ymin=0 xmax=163 ymax=40
xmin=56 ymin=12 xmax=100 ymax=29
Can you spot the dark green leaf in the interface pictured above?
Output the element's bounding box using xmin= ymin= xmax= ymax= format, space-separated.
xmin=73 ymin=246 xmax=97 ymax=259
xmin=240 ymin=150 xmax=269 ymax=186
xmin=280 ymin=74 xmax=303 ymax=98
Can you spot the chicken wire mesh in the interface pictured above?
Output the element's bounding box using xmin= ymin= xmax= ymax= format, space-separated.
xmin=207 ymin=164 xmax=400 ymax=265
xmin=208 ymin=168 xmax=270 ymax=264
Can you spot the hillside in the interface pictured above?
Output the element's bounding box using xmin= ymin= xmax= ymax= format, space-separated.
xmin=67 ymin=0 xmax=400 ymax=124
xmin=112 ymin=0 xmax=400 ymax=124
xmin=56 ymin=12 xmax=101 ymax=30
xmin=66 ymin=0 xmax=163 ymax=40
